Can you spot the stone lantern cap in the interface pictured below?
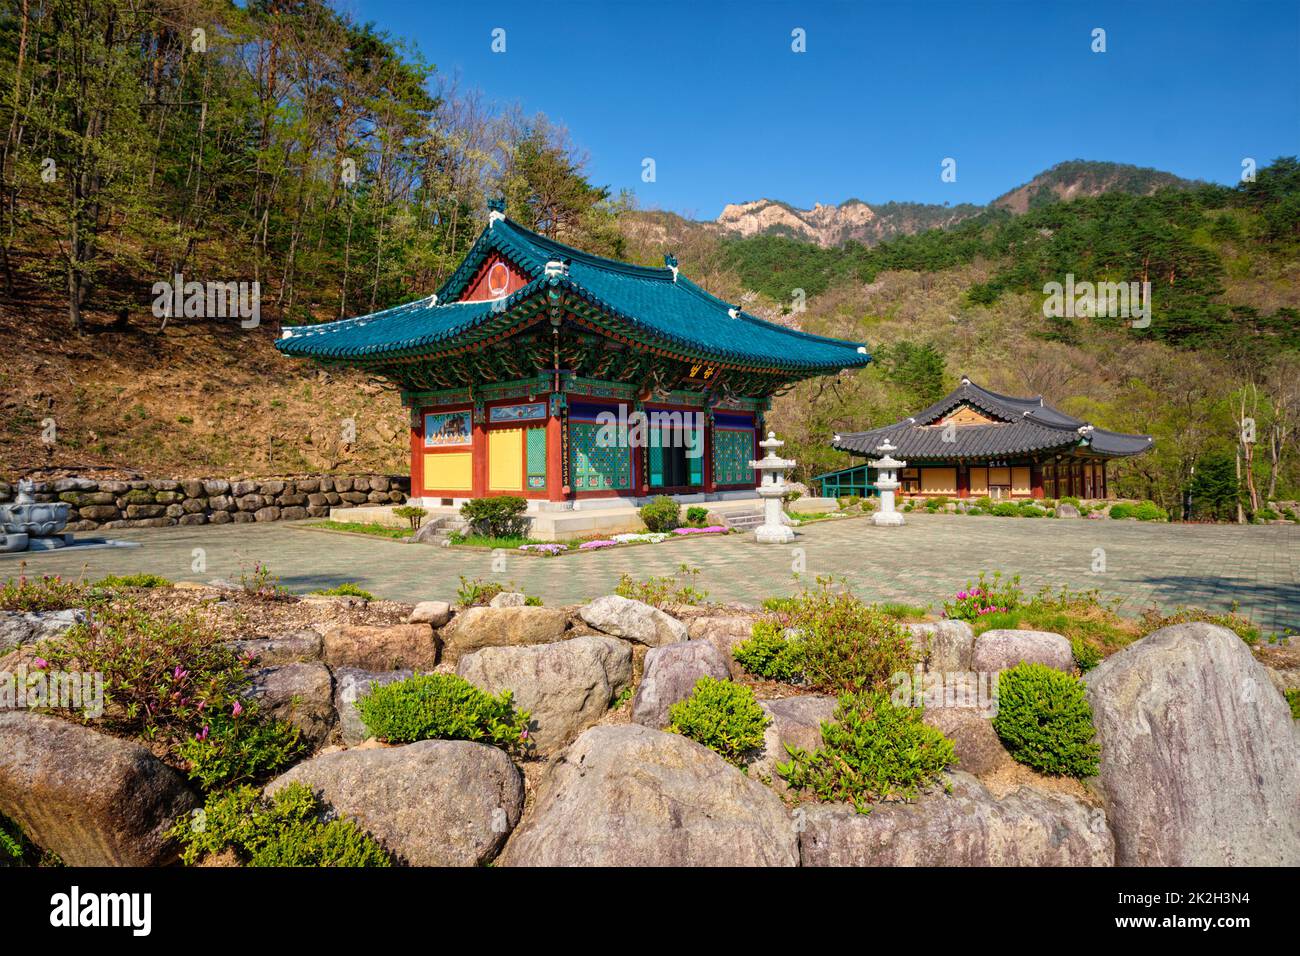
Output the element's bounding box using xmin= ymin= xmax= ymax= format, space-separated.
xmin=869 ymin=439 xmax=905 ymax=470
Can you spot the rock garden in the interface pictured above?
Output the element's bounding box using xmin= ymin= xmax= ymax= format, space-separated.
xmin=1 ymin=565 xmax=1296 ymax=868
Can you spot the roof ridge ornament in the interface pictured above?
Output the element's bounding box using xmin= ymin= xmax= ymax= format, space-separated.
xmin=544 ymin=258 xmax=570 ymax=277
xmin=664 ymin=253 xmax=679 ymax=281
xmin=487 ymin=197 xmax=506 ymax=225
xmin=728 ymin=305 xmax=741 ymax=319
xmin=960 ymin=375 xmax=971 ymax=386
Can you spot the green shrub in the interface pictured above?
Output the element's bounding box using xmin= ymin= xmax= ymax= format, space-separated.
xmin=310 ymin=582 xmax=375 ymax=600
xmin=94 ymin=573 xmax=172 ymax=590
xmin=356 ymin=673 xmax=531 ymax=755
xmin=615 ymin=564 xmax=706 ymax=607
xmin=1059 ymin=496 xmax=1082 ymax=509
xmin=975 ymin=496 xmax=995 ymax=511
xmin=1070 ymin=635 xmax=1104 ymax=671
xmin=177 ymin=712 xmax=306 ymax=790
xmin=1017 ymin=503 xmax=1047 ymax=518
xmin=456 ymin=575 xmax=505 ymax=607
xmin=44 ymin=605 xmax=250 ymax=740
xmin=991 ymin=663 xmax=1100 ymax=778
xmin=0 ymin=572 xmax=86 ymax=611
xmin=757 ymin=581 xmax=917 ymax=694
xmin=1286 ymin=689 xmax=1300 ymax=720
xmin=967 ymin=506 xmax=984 ymax=515
xmin=778 ymin=691 xmax=954 ymax=812
xmin=168 ymin=784 xmax=391 ymax=867
xmin=392 ymin=504 xmax=427 ymax=530
xmin=1131 ymin=500 xmax=1166 ymax=521
xmin=639 ymin=495 xmax=681 ymax=532
xmin=990 ymin=501 xmax=1019 ymax=517
xmin=460 ymin=496 xmax=529 ymax=537
xmin=666 ymin=677 xmax=768 ymax=767
xmin=733 ymin=619 xmax=806 ymax=682
xmin=925 ymin=496 xmax=948 ymax=512
xmin=685 ymin=505 xmax=710 ymax=527
xmin=1109 ymin=503 xmax=1132 ymax=519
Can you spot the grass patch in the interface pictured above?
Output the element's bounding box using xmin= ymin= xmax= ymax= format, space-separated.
xmin=310 ymin=582 xmax=375 ymax=600
xmin=306 ymin=521 xmax=411 ymax=540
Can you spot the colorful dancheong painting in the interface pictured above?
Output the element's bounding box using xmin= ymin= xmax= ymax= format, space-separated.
xmin=424 ymin=411 xmax=472 ymax=447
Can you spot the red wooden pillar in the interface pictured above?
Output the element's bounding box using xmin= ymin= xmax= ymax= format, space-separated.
xmin=956 ymin=464 xmax=970 ymax=499
xmin=703 ymin=419 xmax=716 ymax=493
xmin=1101 ymin=462 xmax=1108 ymax=499
xmin=546 ymin=407 xmax=564 ymax=502
xmin=471 ymin=414 xmax=487 ymax=497
xmin=409 ymin=409 xmax=424 ymax=499
xmin=1030 ymin=462 xmax=1044 ymax=499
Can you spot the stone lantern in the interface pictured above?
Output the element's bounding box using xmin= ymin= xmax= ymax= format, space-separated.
xmin=870 ymin=439 xmax=906 ymax=527
xmin=748 ymin=431 xmax=796 ymax=543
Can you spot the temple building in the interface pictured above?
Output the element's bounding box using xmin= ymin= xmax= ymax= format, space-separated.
xmin=818 ymin=378 xmax=1152 ymax=500
xmin=276 ymin=202 xmax=870 ymax=510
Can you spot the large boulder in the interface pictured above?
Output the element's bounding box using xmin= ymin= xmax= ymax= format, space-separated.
xmin=408 ymin=601 xmax=452 ymax=627
xmin=457 ymin=636 xmax=632 ymax=754
xmin=322 ymin=623 xmax=438 ymax=671
xmin=0 ymin=712 xmax=198 ymax=865
xmin=440 ymin=606 xmax=569 ymax=663
xmin=688 ymin=615 xmax=758 ymax=677
xmin=1085 ymin=622 xmax=1300 ymax=866
xmin=922 ymin=706 xmax=1012 ymax=776
xmin=0 ymin=608 xmax=85 ymax=655
xmin=799 ymin=771 xmax=1113 ymax=866
xmin=488 ymin=591 xmax=527 ymax=608
xmin=333 ymin=667 xmax=414 ymax=744
xmin=749 ymin=695 xmax=837 ymax=789
xmin=246 ymin=662 xmax=335 ymax=746
xmin=229 ymin=629 xmax=323 ymax=665
xmin=579 ymin=595 xmax=688 ymax=647
xmin=972 ymin=629 xmax=1072 ymax=673
xmin=632 ymin=640 xmax=731 ymax=729
xmin=904 ymin=620 xmax=975 ymax=672
xmin=266 ymin=740 xmax=522 ymax=866
xmin=502 ymin=725 xmax=798 ymax=866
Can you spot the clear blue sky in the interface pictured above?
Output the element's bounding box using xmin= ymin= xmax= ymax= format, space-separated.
xmin=351 ymin=0 xmax=1299 ymax=219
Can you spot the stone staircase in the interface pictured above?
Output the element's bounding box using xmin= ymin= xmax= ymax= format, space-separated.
xmin=717 ymin=509 xmax=765 ymax=532
xmin=412 ymin=513 xmax=470 ymax=545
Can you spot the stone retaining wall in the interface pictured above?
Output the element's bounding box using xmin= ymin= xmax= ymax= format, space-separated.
xmin=0 ymin=475 xmax=408 ymax=531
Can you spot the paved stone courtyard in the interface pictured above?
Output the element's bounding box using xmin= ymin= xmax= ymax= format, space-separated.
xmin=5 ymin=513 xmax=1298 ymax=634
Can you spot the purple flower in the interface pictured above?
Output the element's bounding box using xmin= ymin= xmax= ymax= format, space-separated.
xmin=231 ymin=701 xmax=243 ymax=717
xmin=32 ymin=657 xmax=48 ymax=670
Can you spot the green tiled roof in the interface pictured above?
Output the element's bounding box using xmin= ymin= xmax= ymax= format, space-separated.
xmin=277 ymin=217 xmax=871 ymax=373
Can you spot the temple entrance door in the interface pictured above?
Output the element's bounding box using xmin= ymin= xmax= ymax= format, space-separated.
xmin=649 ymin=424 xmax=703 ymax=489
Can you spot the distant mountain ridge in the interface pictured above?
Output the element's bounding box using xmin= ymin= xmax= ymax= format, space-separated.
xmin=716 ymin=160 xmax=1203 ymax=247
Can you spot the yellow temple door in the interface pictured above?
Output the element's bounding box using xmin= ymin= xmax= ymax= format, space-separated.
xmin=488 ymin=427 xmax=524 ymax=491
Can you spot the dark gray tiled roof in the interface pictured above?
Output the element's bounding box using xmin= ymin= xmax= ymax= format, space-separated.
xmin=832 ymin=379 xmax=1153 ymax=460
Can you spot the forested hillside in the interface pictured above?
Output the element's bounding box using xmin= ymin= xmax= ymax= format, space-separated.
xmin=0 ymin=0 xmax=624 ymax=475
xmin=1 ymin=1 xmax=1296 ymax=522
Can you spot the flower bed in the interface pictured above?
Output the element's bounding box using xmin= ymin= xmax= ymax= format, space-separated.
xmin=512 ymin=526 xmax=732 ymax=556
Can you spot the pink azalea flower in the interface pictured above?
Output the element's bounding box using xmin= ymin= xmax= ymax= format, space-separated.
xmin=32 ymin=657 xmax=48 ymax=669
xmin=196 ymin=725 xmax=209 ymax=741
xmin=231 ymin=700 xmax=243 ymax=717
